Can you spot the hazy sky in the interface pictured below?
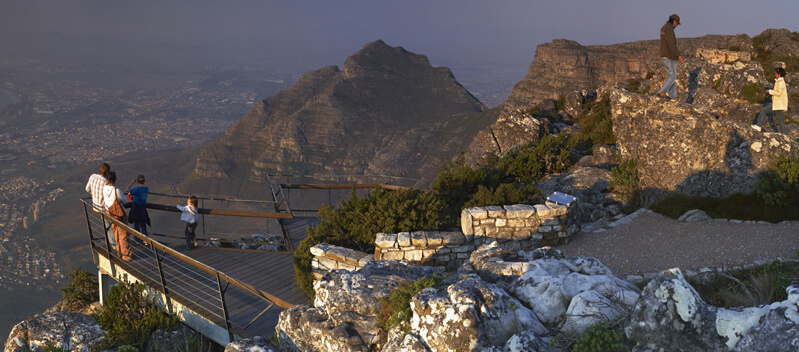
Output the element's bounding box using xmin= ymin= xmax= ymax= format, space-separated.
xmin=1 ymin=0 xmax=798 ymax=70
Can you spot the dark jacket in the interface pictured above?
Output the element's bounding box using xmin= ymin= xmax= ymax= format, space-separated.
xmin=660 ymin=22 xmax=680 ymax=60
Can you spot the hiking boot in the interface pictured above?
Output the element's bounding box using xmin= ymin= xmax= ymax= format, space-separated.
xmin=658 ymin=92 xmax=669 ymax=98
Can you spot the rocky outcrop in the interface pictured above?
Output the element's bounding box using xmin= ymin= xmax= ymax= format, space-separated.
xmin=194 ymin=40 xmax=488 ymax=184
xmin=4 ymin=312 xmax=105 ymax=352
xmin=276 ymin=243 xmax=640 ymax=352
xmin=224 ymin=336 xmax=282 ymax=352
xmin=503 ymin=34 xmax=752 ymax=111
xmin=608 ymin=88 xmax=797 ymax=198
xmin=276 ymin=260 xmax=442 ymax=352
xmin=626 ymin=269 xmax=799 ymax=352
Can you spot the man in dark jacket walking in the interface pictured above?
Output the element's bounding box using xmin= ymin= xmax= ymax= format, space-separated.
xmin=657 ymin=14 xmax=683 ymax=100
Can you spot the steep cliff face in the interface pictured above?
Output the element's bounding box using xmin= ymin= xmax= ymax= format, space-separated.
xmin=503 ymin=34 xmax=753 ymax=111
xmin=194 ymin=40 xmax=488 ymax=183
xmin=467 ymin=34 xmax=754 ymax=163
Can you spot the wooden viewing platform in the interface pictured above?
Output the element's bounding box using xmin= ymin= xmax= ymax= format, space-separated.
xmin=83 ymin=180 xmax=401 ymax=345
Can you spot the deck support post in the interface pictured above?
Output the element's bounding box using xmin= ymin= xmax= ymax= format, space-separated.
xmin=98 ymin=270 xmax=113 ymax=305
xmin=216 ymin=272 xmax=234 ymax=344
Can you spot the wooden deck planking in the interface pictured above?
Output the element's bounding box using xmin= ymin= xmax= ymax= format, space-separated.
xmin=91 ymin=212 xmax=320 ymax=339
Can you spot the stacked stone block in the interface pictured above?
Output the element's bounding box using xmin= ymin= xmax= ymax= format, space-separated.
xmin=310 ymin=243 xmax=373 ymax=279
xmin=374 ymin=231 xmax=471 ymax=269
xmin=462 ymin=202 xmax=575 ymax=248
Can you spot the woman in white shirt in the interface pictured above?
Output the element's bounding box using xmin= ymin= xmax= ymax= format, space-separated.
xmin=103 ymin=172 xmax=132 ymax=261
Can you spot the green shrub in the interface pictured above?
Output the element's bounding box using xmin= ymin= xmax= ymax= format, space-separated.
xmin=626 ymin=79 xmax=649 ymax=95
xmin=432 ymin=153 xmax=505 ymax=220
xmin=609 ymin=159 xmax=639 ymax=201
xmin=294 ymin=188 xmax=447 ymax=297
xmin=756 ymin=171 xmax=794 ymax=206
xmin=756 ymin=155 xmax=799 ymax=206
xmin=376 ymin=275 xmax=443 ymax=332
xmin=26 ymin=344 xmax=65 ymax=352
xmin=651 ymin=192 xmax=799 ymax=222
xmin=742 ymin=83 xmax=765 ymax=103
xmin=498 ymin=134 xmax=575 ymax=184
xmin=729 ymin=45 xmax=741 ymax=52
xmin=713 ymin=76 xmax=723 ymax=90
xmin=555 ymin=94 xmax=567 ymax=111
xmin=579 ymin=94 xmax=615 ymax=145
xmin=463 ymin=183 xmax=541 ymax=209
xmin=117 ymin=345 xmax=138 ymax=352
xmin=60 ymin=268 xmax=99 ymax=312
xmin=571 ymin=319 xmax=630 ymax=352
xmin=92 ymin=275 xmax=179 ymax=349
xmin=688 ymin=260 xmax=799 ymax=308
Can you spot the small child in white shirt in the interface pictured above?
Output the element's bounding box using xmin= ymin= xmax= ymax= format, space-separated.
xmin=177 ymin=195 xmax=199 ymax=249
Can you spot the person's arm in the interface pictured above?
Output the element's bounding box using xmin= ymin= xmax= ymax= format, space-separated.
xmin=85 ymin=176 xmax=93 ymax=193
xmin=116 ymin=189 xmax=129 ymax=204
xmin=177 ymin=204 xmax=186 ymax=212
xmin=768 ymin=80 xmax=785 ymax=98
xmin=124 ymin=178 xmax=137 ymax=192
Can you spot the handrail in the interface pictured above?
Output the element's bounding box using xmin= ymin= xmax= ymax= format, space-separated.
xmin=280 ymin=183 xmax=412 ymax=190
xmin=82 ymin=198 xmax=294 ymax=309
xmin=149 ymin=192 xmax=278 ymax=204
xmin=142 ymin=203 xmax=293 ymax=219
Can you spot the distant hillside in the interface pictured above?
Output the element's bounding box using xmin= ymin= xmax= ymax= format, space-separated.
xmin=193 ymin=40 xmax=490 ymax=187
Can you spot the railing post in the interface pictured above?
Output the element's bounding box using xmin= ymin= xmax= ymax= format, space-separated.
xmin=216 ymin=272 xmax=234 ymax=344
xmin=101 ymin=213 xmax=113 ymax=259
xmin=152 ymin=247 xmax=173 ymax=314
xmin=200 ymin=198 xmax=206 ymax=244
xmin=83 ymin=203 xmax=95 ymax=250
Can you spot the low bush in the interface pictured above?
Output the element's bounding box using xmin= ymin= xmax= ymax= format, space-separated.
xmin=463 ymin=183 xmax=541 ymax=209
xmin=729 ymin=45 xmax=741 ymax=52
xmin=608 ymin=159 xmax=639 ymax=202
xmin=742 ymin=83 xmax=765 ymax=103
xmin=571 ymin=319 xmax=630 ymax=352
xmin=294 ymin=188 xmax=447 ymax=297
xmin=756 ymin=155 xmax=799 ymax=207
xmin=688 ymin=260 xmax=799 ymax=308
xmin=578 ymin=94 xmax=615 ymax=145
xmin=651 ymin=192 xmax=799 ymax=222
xmin=376 ymin=274 xmax=443 ymax=332
xmin=92 ymin=275 xmax=179 ymax=350
xmin=60 ymin=268 xmax=99 ymax=312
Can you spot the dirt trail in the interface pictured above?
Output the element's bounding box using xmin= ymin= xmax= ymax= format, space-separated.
xmin=557 ymin=210 xmax=799 ymax=277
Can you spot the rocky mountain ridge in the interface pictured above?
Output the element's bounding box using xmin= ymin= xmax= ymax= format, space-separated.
xmin=194 ymin=40 xmax=489 ymax=185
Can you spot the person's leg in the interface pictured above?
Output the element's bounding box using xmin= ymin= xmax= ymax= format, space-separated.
xmin=114 ymin=226 xmax=131 ymax=261
xmin=775 ymin=110 xmax=787 ymax=133
xmin=658 ymin=58 xmax=677 ymax=98
xmin=185 ymin=222 xmax=198 ymax=249
xmin=755 ymin=103 xmax=773 ymax=127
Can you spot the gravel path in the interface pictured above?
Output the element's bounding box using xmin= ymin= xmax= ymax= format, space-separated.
xmin=558 ymin=210 xmax=799 ymax=277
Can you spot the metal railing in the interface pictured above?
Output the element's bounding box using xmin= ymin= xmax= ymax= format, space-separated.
xmin=82 ymin=199 xmax=284 ymax=341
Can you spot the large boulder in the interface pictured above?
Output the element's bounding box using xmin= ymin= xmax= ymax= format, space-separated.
xmin=380 ymin=328 xmax=430 ymax=352
xmin=466 ymin=243 xmax=639 ymax=331
xmin=276 ymin=305 xmax=370 ymax=352
xmin=277 ymin=260 xmax=442 ymax=352
xmin=4 ymin=312 xmax=105 ymax=352
xmin=225 ymin=336 xmax=282 ymax=352
xmin=410 ymin=277 xmax=546 ymax=352
xmin=623 ymin=268 xmax=799 ymax=352
xmin=608 ymin=88 xmax=797 ymax=198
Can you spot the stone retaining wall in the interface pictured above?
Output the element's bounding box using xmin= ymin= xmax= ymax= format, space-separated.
xmin=374 ymin=231 xmax=473 ymax=269
xmin=375 ymin=198 xmax=579 ymax=269
xmin=310 ymin=243 xmax=373 ymax=279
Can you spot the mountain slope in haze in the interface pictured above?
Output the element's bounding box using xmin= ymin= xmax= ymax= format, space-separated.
xmin=194 ymin=40 xmax=489 ymax=185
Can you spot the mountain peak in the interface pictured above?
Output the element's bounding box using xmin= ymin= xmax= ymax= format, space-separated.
xmin=343 ymin=40 xmax=431 ymax=77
